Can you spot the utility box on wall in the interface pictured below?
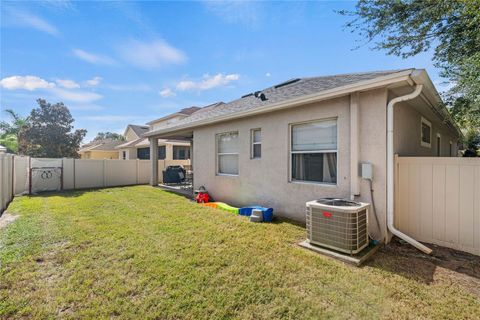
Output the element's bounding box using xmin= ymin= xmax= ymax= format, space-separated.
xmin=361 ymin=162 xmax=373 ymax=180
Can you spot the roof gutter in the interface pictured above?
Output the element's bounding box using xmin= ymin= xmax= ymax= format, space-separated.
xmin=386 ymin=83 xmax=432 ymax=254
xmin=144 ymin=70 xmax=415 ymax=138
xmin=409 ymin=70 xmax=462 ymax=138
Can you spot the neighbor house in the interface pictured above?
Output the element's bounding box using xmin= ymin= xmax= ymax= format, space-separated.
xmin=78 ymin=139 xmax=124 ymax=159
xmin=144 ymin=69 xmax=461 ymax=242
xmin=116 ymin=122 xmax=192 ymax=161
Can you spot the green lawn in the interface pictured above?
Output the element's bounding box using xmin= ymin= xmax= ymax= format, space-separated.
xmin=1 ymin=186 xmax=479 ymax=319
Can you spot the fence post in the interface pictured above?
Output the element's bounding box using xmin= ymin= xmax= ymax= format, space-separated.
xmin=103 ymin=159 xmax=107 ymax=187
xmin=0 ymin=152 xmax=4 ymax=213
xmin=136 ymin=159 xmax=139 ymax=185
xmin=73 ymin=158 xmax=76 ymax=190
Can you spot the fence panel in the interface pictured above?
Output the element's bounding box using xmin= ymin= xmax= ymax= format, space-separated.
xmin=74 ymin=159 xmax=105 ymax=189
xmin=395 ymin=156 xmax=480 ymax=256
xmin=137 ymin=160 xmax=151 ymax=184
xmin=14 ymin=156 xmax=29 ymax=195
xmin=5 ymin=157 xmax=192 ymax=207
xmin=105 ymin=159 xmax=137 ymax=187
xmin=0 ymin=153 xmax=14 ymax=214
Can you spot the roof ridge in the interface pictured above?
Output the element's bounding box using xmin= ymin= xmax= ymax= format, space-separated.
xmin=299 ymin=69 xmax=413 ymax=80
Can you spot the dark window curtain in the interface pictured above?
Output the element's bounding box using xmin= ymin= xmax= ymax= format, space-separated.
xmin=173 ymin=146 xmax=190 ymax=160
xmin=158 ymin=146 xmax=166 ymax=160
xmin=137 ymin=147 xmax=150 ymax=160
xmin=292 ymin=152 xmax=336 ymax=183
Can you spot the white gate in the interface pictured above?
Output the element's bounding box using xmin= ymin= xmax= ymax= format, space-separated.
xmin=30 ymin=158 xmax=63 ymax=194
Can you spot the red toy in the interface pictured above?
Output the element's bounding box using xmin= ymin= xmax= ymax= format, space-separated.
xmin=195 ymin=186 xmax=210 ymax=203
xmin=196 ymin=192 xmax=210 ymax=203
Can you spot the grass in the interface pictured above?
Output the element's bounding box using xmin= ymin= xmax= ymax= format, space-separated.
xmin=0 ymin=186 xmax=479 ymax=319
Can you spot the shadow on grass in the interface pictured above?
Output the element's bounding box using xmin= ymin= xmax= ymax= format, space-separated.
xmin=24 ymin=185 xmax=148 ymax=198
xmin=365 ymin=238 xmax=480 ymax=292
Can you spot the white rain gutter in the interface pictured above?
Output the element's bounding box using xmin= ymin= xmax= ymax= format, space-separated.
xmin=386 ymin=83 xmax=432 ymax=254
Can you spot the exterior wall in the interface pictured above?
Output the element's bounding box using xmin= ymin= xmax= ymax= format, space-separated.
xmin=193 ymin=89 xmax=389 ymax=224
xmin=356 ymin=89 xmax=389 ymax=237
xmin=150 ymin=115 xmax=185 ymax=131
xmin=394 ymin=101 xmax=458 ymax=156
xmin=80 ymin=150 xmax=119 ymax=160
xmin=118 ymin=148 xmax=137 ymax=160
xmin=125 ymin=128 xmax=138 ymax=141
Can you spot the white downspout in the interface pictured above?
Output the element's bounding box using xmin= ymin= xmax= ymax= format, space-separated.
xmin=350 ymin=92 xmax=360 ymax=200
xmin=387 ymin=84 xmax=432 ymax=254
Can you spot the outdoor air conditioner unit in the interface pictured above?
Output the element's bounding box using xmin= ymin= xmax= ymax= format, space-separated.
xmin=306 ymin=199 xmax=370 ymax=254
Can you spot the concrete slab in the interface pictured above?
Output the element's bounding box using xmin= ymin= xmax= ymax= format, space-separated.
xmin=298 ymin=240 xmax=382 ymax=266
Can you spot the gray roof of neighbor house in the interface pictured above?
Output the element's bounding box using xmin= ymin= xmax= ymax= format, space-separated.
xmin=79 ymin=139 xmax=125 ymax=152
xmin=127 ymin=124 xmax=149 ymax=137
xmin=146 ymin=106 xmax=204 ymax=125
xmin=178 ymin=106 xmax=203 ymax=115
xmin=144 ymin=69 xmax=413 ymax=137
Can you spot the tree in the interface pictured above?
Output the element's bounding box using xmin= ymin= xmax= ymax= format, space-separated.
xmin=0 ymin=109 xmax=28 ymax=153
xmin=93 ymin=132 xmax=125 ymax=141
xmin=18 ymin=99 xmax=87 ymax=158
xmin=0 ymin=133 xmax=18 ymax=153
xmin=340 ymin=0 xmax=480 ymax=133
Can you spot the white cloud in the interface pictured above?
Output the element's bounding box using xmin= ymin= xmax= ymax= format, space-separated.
xmin=1 ymin=75 xmax=103 ymax=104
xmin=72 ymin=49 xmax=116 ymax=65
xmin=85 ymin=76 xmax=102 ymax=86
xmin=5 ymin=8 xmax=59 ymax=35
xmin=50 ymin=88 xmax=102 ymax=103
xmin=118 ymin=39 xmax=186 ymax=69
xmin=265 ymin=72 xmax=271 ymax=77
xmin=55 ymin=79 xmax=80 ymax=89
xmin=176 ymin=73 xmax=240 ymax=91
xmin=203 ymin=1 xmax=260 ymax=27
xmin=159 ymin=88 xmax=176 ymax=97
xmin=0 ymin=75 xmax=55 ymax=91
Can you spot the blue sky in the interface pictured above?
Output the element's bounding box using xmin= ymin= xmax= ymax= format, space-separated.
xmin=1 ymin=1 xmax=446 ymax=142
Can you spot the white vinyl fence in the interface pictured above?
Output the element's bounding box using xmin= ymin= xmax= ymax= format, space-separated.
xmin=13 ymin=157 xmax=190 ymax=195
xmin=0 ymin=151 xmax=14 ymax=214
xmin=395 ymin=156 xmax=480 ymax=256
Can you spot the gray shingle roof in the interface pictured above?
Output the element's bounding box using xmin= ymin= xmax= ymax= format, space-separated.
xmin=178 ymin=106 xmax=202 ymax=115
xmin=128 ymin=124 xmax=149 ymax=137
xmin=147 ymin=69 xmax=411 ymax=135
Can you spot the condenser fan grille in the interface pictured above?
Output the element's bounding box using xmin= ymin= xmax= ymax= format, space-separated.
xmin=306 ymin=205 xmax=368 ymax=254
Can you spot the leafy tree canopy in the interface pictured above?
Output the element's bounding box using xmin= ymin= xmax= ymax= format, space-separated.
xmin=340 ymin=0 xmax=480 ymax=135
xmin=0 ymin=109 xmax=28 ymax=153
xmin=93 ymin=132 xmax=125 ymax=141
xmin=19 ymin=99 xmax=87 ymax=158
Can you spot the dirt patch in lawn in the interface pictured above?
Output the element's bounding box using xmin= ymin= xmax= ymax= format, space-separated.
xmin=368 ymin=238 xmax=480 ymax=298
xmin=0 ymin=212 xmax=19 ymax=229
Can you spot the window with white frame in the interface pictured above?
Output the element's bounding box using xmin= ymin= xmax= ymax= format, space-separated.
xmin=251 ymin=129 xmax=261 ymax=158
xmin=421 ymin=117 xmax=432 ymax=148
xmin=217 ymin=132 xmax=239 ymax=175
xmin=291 ymin=119 xmax=337 ymax=184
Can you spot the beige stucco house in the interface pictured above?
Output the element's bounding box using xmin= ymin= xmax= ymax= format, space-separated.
xmin=79 ymin=140 xmax=123 ymax=159
xmin=116 ymin=123 xmax=191 ymax=161
xmin=144 ymin=69 xmax=461 ymax=242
